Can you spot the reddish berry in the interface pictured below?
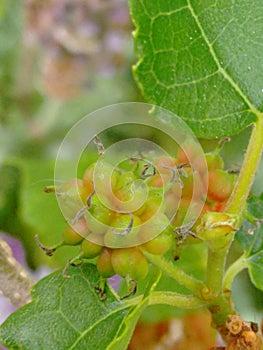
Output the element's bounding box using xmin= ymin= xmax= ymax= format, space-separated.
xmin=208 ymin=170 xmax=237 ymax=202
xmin=147 ymin=173 xmax=171 ymax=188
xmin=59 ymin=178 xmax=90 ymax=203
xmin=164 ymin=187 xmax=181 ymax=218
xmin=180 ymin=168 xmax=204 ymax=200
xmin=82 ymin=164 xmax=95 ymax=196
xmin=177 ymin=140 xmax=199 ymax=164
xmin=96 ymin=248 xmax=115 ymax=278
xmin=210 ymin=200 xmax=227 ymax=212
xmin=81 ymin=238 xmax=102 ymax=259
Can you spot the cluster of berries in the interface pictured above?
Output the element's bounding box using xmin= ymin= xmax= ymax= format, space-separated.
xmin=38 ymin=139 xmax=238 ymax=292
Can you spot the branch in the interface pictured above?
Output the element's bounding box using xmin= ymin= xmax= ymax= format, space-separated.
xmin=0 ymin=238 xmax=35 ymax=307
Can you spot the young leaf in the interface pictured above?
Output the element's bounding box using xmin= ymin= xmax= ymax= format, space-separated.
xmin=129 ymin=0 xmax=262 ymax=138
xmin=236 ymin=195 xmax=263 ymax=291
xmin=0 ymin=264 xmax=158 ymax=350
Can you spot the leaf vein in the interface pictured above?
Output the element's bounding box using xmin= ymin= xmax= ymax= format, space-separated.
xmin=186 ymin=0 xmax=259 ymax=117
xmin=68 ymin=306 xmax=129 ymax=350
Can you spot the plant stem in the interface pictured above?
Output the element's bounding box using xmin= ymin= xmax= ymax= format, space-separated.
xmin=205 ymin=117 xmax=263 ymax=328
xmin=149 ymin=291 xmax=206 ymax=308
xmin=223 ymin=254 xmax=248 ymax=291
xmin=126 ymin=291 xmax=206 ymax=309
xmin=143 ymin=252 xmax=206 ymax=297
xmin=206 ymin=245 xmax=228 ymax=297
xmin=226 ymin=116 xmax=263 ymax=222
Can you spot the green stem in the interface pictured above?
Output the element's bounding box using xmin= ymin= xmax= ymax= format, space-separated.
xmin=150 ymin=291 xmax=205 ymax=308
xmin=223 ymin=254 xmax=248 ymax=291
xmin=143 ymin=252 xmax=206 ymax=297
xmin=226 ymin=117 xmax=263 ymax=222
xmin=205 ymin=117 xmax=263 ymax=328
xmin=206 ymin=245 xmax=228 ymax=297
xmin=126 ymin=291 xmax=206 ymax=309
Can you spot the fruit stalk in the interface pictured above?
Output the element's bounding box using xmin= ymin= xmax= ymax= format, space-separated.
xmin=143 ymin=251 xmax=206 ymax=296
xmin=126 ymin=291 xmax=206 ymax=309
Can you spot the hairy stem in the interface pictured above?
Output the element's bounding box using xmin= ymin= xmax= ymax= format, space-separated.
xmin=205 ymin=117 xmax=263 ymax=329
xmin=0 ymin=238 xmax=34 ymax=307
xmin=206 ymin=245 xmax=228 ymax=297
xmin=223 ymin=254 xmax=248 ymax=291
xmin=143 ymin=252 xmax=206 ymax=297
xmin=226 ymin=117 xmax=263 ymax=222
xmin=126 ymin=291 xmax=206 ymax=309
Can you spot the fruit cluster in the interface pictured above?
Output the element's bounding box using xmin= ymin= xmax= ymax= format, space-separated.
xmin=40 ymin=140 xmax=238 ymax=289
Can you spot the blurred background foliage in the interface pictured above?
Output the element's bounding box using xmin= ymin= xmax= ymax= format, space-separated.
xmin=0 ymin=0 xmax=262 ymax=339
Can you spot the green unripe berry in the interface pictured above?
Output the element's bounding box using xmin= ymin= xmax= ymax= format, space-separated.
xmin=81 ymin=237 xmax=103 ymax=259
xmin=104 ymin=214 xmax=141 ymax=247
xmin=62 ymin=220 xmax=88 ymax=245
xmin=114 ymin=172 xmax=147 ymax=213
xmin=205 ymin=153 xmax=224 ymax=171
xmin=111 ymin=247 xmax=149 ymax=281
xmin=141 ymin=226 xmax=174 ymax=255
xmin=96 ymin=248 xmax=115 ymax=278
xmin=93 ymin=162 xmax=118 ymax=199
xmin=112 ymin=213 xmax=141 ymax=232
xmin=139 ymin=212 xmax=170 ymax=242
xmin=140 ymin=188 xmax=164 ymax=222
xmin=86 ymin=194 xmax=114 ymax=234
xmin=115 ymin=171 xmax=136 ymax=192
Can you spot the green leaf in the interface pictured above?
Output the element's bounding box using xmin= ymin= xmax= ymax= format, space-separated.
xmin=236 ymin=194 xmax=263 ymax=290
xmin=0 ymin=264 xmax=159 ymax=350
xmin=238 ymin=223 xmax=263 ymax=291
xmin=232 ymin=270 xmax=263 ymax=327
xmin=247 ymin=251 xmax=263 ymax=291
xmin=107 ymin=269 xmax=161 ymax=350
xmin=246 ymin=193 xmax=263 ymax=220
xmin=129 ymin=0 xmax=262 ymax=138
